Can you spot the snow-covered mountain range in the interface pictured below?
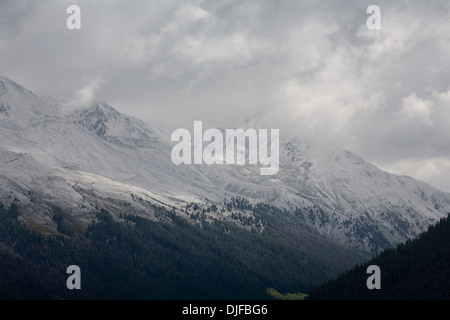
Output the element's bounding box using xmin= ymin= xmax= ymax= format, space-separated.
xmin=1 ymin=76 xmax=449 ymax=253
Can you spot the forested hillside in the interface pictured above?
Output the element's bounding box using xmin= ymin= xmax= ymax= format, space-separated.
xmin=0 ymin=199 xmax=366 ymax=299
xmin=308 ymin=214 xmax=450 ymax=299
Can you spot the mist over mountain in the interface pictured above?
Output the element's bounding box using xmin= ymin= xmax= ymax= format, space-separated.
xmin=1 ymin=75 xmax=450 ymax=298
xmin=2 ymin=0 xmax=450 ymax=302
xmin=1 ymin=76 xmax=449 ymax=255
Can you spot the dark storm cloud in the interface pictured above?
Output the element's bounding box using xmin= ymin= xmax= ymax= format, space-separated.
xmin=1 ymin=0 xmax=450 ymax=191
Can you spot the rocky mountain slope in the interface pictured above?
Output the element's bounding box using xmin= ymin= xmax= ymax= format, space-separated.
xmin=1 ymin=76 xmax=449 ymax=253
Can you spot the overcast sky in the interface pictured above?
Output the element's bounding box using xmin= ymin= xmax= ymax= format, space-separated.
xmin=1 ymin=0 xmax=450 ymax=191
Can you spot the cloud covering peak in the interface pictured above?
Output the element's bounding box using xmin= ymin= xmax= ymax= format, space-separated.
xmin=1 ymin=0 xmax=450 ymax=191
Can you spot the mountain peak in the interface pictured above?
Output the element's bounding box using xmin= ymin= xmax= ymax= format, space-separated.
xmin=79 ymin=101 xmax=122 ymax=124
xmin=0 ymin=76 xmax=57 ymax=126
xmin=72 ymin=100 xmax=160 ymax=148
xmin=0 ymin=76 xmax=30 ymax=96
xmin=1 ymin=75 xmax=450 ymax=255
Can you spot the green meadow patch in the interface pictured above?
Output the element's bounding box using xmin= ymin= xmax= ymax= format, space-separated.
xmin=266 ymin=287 xmax=309 ymax=300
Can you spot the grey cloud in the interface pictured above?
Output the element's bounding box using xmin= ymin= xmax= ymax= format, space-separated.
xmin=1 ymin=0 xmax=450 ymax=190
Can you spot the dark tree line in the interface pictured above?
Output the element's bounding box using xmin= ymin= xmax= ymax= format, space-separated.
xmin=308 ymin=214 xmax=450 ymax=300
xmin=0 ymin=199 xmax=365 ymax=300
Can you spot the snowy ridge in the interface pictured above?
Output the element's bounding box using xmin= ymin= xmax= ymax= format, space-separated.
xmin=1 ymin=76 xmax=449 ymax=253
xmin=0 ymin=77 xmax=58 ymax=128
xmin=72 ymin=101 xmax=160 ymax=148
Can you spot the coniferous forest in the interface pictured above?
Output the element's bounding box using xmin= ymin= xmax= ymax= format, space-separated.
xmin=308 ymin=215 xmax=450 ymax=300
xmin=0 ymin=199 xmax=365 ymax=300
xmin=2 ymin=196 xmax=448 ymax=300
